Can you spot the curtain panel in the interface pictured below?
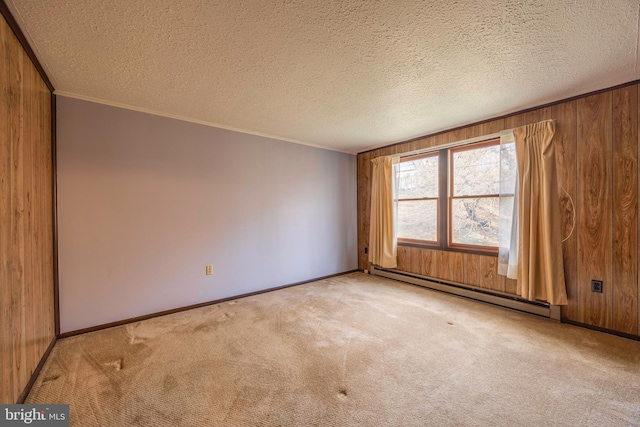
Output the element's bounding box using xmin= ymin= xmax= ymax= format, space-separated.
xmin=498 ymin=132 xmax=519 ymax=279
xmin=513 ymin=121 xmax=568 ymax=305
xmin=368 ymin=156 xmax=398 ymax=268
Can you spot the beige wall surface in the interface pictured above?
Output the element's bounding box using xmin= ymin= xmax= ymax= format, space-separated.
xmin=57 ymin=96 xmax=357 ymax=333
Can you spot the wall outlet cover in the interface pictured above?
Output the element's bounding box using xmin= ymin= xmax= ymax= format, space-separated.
xmin=591 ymin=279 xmax=603 ymax=293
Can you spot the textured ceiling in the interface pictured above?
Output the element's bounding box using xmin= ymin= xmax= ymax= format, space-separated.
xmin=6 ymin=0 xmax=640 ymax=153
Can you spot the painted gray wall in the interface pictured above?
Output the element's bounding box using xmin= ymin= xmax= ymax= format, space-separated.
xmin=57 ymin=96 xmax=357 ymax=333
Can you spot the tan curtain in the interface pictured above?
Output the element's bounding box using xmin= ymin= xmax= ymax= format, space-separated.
xmin=513 ymin=121 xmax=567 ymax=305
xmin=368 ymin=156 xmax=398 ymax=268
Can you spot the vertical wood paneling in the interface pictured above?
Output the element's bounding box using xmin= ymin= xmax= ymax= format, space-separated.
xmin=463 ymin=254 xmax=481 ymax=286
xmin=357 ymin=84 xmax=639 ymax=337
xmin=465 ymin=124 xmax=482 ymax=139
xmin=432 ymin=133 xmax=448 ymax=147
xmin=23 ymin=59 xmax=35 ymax=370
xmin=425 ymin=136 xmax=438 ymax=150
xmin=577 ymin=93 xmax=613 ymax=329
xmin=448 ymin=128 xmax=466 ymax=143
xmin=447 ymin=130 xmax=467 ymax=285
xmin=465 ymin=119 xmax=506 ymax=140
xmin=504 ymin=113 xmax=525 ymax=130
xmin=479 ymin=255 xmax=503 ymax=292
xmin=421 ymin=249 xmax=437 ymax=278
xmin=612 ymin=86 xmax=638 ymax=335
xmin=409 ymin=247 xmax=422 ymax=275
xmin=524 ymin=107 xmax=552 ymax=125
xmin=357 ymin=153 xmax=369 ymax=270
xmin=9 ymin=21 xmax=27 ymax=399
xmin=0 ymin=13 xmax=55 ymax=403
xmin=551 ymin=101 xmax=578 ymax=321
xmin=408 ymin=137 xmax=426 ymax=152
xmin=504 ymin=278 xmax=518 ymax=295
xmin=364 ymin=149 xmax=383 ymax=272
xmin=480 ymin=119 xmax=505 ymax=135
xmin=449 ymin=252 xmax=464 ymax=283
xmin=397 ymin=246 xmax=411 ymax=272
xmin=35 ymin=57 xmax=51 ymax=370
xmin=436 ymin=250 xmax=451 ymax=281
xmin=0 ymin=13 xmax=15 ymax=400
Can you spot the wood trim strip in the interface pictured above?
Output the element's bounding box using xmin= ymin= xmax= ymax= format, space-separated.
xmin=359 ymin=79 xmax=640 ymax=156
xmin=397 ymin=242 xmax=499 ymax=258
xmin=52 ymin=94 xmax=59 ymax=336
xmin=448 ymin=242 xmax=499 ymax=254
xmin=449 ymin=137 xmax=500 ymax=155
xmin=398 ymin=238 xmax=438 ymax=246
xmin=399 ymin=151 xmax=438 ymax=162
xmin=15 ymin=337 xmax=56 ymax=403
xmin=438 ymin=150 xmax=448 ymax=251
xmin=58 ymin=270 xmax=359 ymax=339
xmin=561 ymin=318 xmax=640 ymax=342
xmin=399 ymin=131 xmax=507 ymax=159
xmin=0 ymin=1 xmax=54 ymax=92
xmin=397 ymin=197 xmax=439 ymax=202
xmin=449 ymin=194 xmax=501 ymax=200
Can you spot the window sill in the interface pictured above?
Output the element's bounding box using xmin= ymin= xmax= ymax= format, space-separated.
xmin=397 ymin=241 xmax=498 ymax=257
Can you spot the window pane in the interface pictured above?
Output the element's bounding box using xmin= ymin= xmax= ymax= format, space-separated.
xmin=396 ymin=156 xmax=438 ymax=199
xmin=499 ymin=143 xmax=517 ymax=194
xmin=451 ymin=197 xmax=499 ymax=246
xmin=452 ymin=144 xmax=500 ymax=196
xmin=398 ymin=200 xmax=438 ymax=242
xmin=498 ymin=195 xmax=515 ymax=248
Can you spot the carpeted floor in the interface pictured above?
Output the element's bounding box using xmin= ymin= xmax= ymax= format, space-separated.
xmin=28 ymin=272 xmax=640 ymax=426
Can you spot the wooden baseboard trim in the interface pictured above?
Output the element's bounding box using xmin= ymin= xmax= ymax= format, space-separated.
xmin=16 ymin=337 xmax=57 ymax=403
xmin=561 ymin=319 xmax=640 ymax=342
xmin=58 ymin=270 xmax=358 ymax=339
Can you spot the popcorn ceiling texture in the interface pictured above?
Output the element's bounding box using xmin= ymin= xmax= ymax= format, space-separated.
xmin=7 ymin=0 xmax=640 ymax=153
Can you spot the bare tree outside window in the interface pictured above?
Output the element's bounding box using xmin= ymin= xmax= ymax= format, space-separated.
xmin=396 ymin=154 xmax=438 ymax=243
xmin=449 ymin=141 xmax=501 ymax=248
xmin=395 ymin=138 xmax=509 ymax=253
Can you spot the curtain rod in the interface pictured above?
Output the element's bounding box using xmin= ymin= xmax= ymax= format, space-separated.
xmin=395 ymin=119 xmax=555 ymax=159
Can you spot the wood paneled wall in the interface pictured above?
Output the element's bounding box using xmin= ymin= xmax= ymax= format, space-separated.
xmin=1 ymin=12 xmax=55 ymax=403
xmin=357 ymin=83 xmax=640 ymax=337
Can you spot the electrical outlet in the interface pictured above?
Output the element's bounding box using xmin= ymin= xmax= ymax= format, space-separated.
xmin=364 ymin=247 xmax=368 ymax=254
xmin=591 ymin=279 xmax=603 ymax=293
xmin=205 ymin=264 xmax=213 ymax=276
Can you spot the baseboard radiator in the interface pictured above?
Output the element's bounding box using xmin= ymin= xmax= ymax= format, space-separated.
xmin=370 ymin=266 xmax=561 ymax=320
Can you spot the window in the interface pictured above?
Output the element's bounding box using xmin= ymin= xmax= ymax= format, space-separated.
xmin=396 ymin=138 xmax=505 ymax=254
xmin=396 ymin=153 xmax=439 ymax=244
xmin=449 ymin=141 xmax=500 ymax=250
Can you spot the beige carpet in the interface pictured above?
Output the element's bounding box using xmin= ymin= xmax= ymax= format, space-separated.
xmin=28 ymin=273 xmax=640 ymax=426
